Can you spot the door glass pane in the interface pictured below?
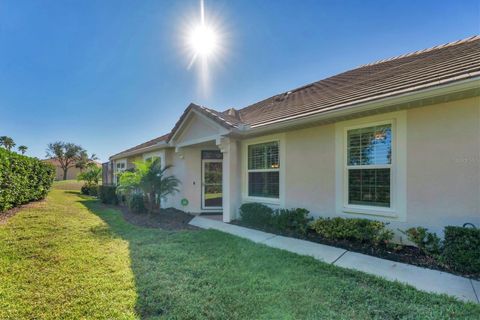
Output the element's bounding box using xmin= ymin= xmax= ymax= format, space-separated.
xmin=204 ymin=162 xmax=222 ymax=207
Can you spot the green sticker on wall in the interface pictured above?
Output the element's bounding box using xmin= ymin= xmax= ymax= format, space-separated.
xmin=181 ymin=198 xmax=189 ymax=206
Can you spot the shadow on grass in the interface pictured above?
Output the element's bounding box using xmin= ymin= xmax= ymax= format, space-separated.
xmin=74 ymin=196 xmax=480 ymax=320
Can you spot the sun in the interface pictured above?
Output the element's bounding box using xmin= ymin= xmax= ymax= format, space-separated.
xmin=188 ymin=24 xmax=218 ymax=57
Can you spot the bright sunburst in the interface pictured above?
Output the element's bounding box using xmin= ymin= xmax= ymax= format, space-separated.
xmin=181 ymin=0 xmax=226 ymax=95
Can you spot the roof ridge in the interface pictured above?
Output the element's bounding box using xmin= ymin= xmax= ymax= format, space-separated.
xmin=357 ymin=35 xmax=480 ymax=68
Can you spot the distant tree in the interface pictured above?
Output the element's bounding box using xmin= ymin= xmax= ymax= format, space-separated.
xmin=0 ymin=136 xmax=15 ymax=151
xmin=18 ymin=145 xmax=28 ymax=155
xmin=75 ymin=150 xmax=98 ymax=171
xmin=46 ymin=142 xmax=85 ymax=180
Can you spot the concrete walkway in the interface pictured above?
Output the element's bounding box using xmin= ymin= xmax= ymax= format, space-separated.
xmin=190 ymin=216 xmax=479 ymax=303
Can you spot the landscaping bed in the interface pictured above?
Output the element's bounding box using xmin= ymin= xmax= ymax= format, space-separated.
xmin=232 ymin=220 xmax=479 ymax=280
xmin=233 ymin=203 xmax=480 ymax=280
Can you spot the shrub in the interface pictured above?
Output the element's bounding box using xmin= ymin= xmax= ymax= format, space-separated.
xmin=127 ymin=193 xmax=146 ymax=214
xmin=310 ymin=217 xmax=393 ymax=246
xmin=98 ymin=185 xmax=118 ymax=205
xmin=271 ymin=208 xmax=312 ymax=235
xmin=81 ymin=184 xmax=99 ymax=197
xmin=0 ymin=148 xmax=55 ymax=212
xmin=401 ymin=227 xmax=441 ymax=256
xmin=442 ymin=226 xmax=480 ymax=274
xmin=239 ymin=203 xmax=274 ymax=227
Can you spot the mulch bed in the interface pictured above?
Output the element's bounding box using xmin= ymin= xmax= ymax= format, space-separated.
xmin=117 ymin=205 xmax=198 ymax=231
xmin=0 ymin=200 xmax=46 ymax=225
xmin=231 ymin=220 xmax=479 ymax=280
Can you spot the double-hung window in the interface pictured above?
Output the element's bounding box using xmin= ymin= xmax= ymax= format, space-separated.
xmin=346 ymin=122 xmax=392 ymax=208
xmin=247 ymin=141 xmax=280 ymax=199
xmin=115 ymin=161 xmax=126 ymax=185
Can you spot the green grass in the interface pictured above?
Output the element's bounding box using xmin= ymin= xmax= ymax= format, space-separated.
xmin=0 ymin=187 xmax=479 ymax=319
xmin=51 ymin=179 xmax=84 ymax=191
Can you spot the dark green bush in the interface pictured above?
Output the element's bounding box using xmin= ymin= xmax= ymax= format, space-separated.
xmin=98 ymin=185 xmax=118 ymax=205
xmin=310 ymin=217 xmax=393 ymax=246
xmin=127 ymin=193 xmax=146 ymax=214
xmin=442 ymin=226 xmax=480 ymax=274
xmin=0 ymin=148 xmax=55 ymax=212
xmin=272 ymin=208 xmax=312 ymax=235
xmin=81 ymin=184 xmax=99 ymax=197
xmin=401 ymin=227 xmax=441 ymax=256
xmin=239 ymin=203 xmax=274 ymax=227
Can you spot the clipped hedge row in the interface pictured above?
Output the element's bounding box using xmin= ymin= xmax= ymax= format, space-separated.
xmin=310 ymin=217 xmax=394 ymax=246
xmin=0 ymin=148 xmax=55 ymax=212
xmin=442 ymin=226 xmax=480 ymax=274
xmin=239 ymin=203 xmax=312 ymax=235
xmin=98 ymin=185 xmax=118 ymax=205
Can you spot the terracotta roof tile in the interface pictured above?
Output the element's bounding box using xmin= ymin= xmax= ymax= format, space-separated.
xmin=110 ymin=133 xmax=169 ymax=159
xmin=238 ymin=35 xmax=480 ymax=127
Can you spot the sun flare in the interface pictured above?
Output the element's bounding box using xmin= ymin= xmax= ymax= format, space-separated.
xmin=181 ymin=0 xmax=227 ymax=95
xmin=188 ymin=24 xmax=218 ymax=57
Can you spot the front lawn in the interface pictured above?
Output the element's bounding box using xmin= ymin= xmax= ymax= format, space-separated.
xmin=0 ymin=185 xmax=478 ymax=319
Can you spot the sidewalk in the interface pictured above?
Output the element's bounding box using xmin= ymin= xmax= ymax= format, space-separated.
xmin=190 ymin=216 xmax=479 ymax=303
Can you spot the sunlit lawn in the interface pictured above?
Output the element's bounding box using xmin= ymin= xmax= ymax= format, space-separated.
xmin=0 ymin=183 xmax=479 ymax=319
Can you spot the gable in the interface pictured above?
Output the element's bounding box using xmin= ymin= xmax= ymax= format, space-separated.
xmin=173 ymin=111 xmax=230 ymax=147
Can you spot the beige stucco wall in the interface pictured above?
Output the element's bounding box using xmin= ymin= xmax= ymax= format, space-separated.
xmin=284 ymin=123 xmax=336 ymax=216
xmin=120 ymin=96 xmax=479 ymax=235
xmin=241 ymin=96 xmax=479 ymax=234
xmin=405 ymin=97 xmax=480 ymax=232
xmin=165 ymin=144 xmax=222 ymax=213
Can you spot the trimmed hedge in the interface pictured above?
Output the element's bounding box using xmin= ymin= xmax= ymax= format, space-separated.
xmin=272 ymin=208 xmax=312 ymax=235
xmin=239 ymin=203 xmax=312 ymax=235
xmin=81 ymin=184 xmax=99 ymax=197
xmin=239 ymin=203 xmax=274 ymax=228
xmin=98 ymin=185 xmax=118 ymax=205
xmin=0 ymin=148 xmax=55 ymax=212
xmin=442 ymin=226 xmax=480 ymax=274
xmin=310 ymin=217 xmax=394 ymax=246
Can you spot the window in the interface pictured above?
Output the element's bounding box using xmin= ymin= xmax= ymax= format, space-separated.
xmin=346 ymin=123 xmax=392 ymax=208
xmin=247 ymin=141 xmax=280 ymax=198
xmin=115 ymin=161 xmax=126 ymax=184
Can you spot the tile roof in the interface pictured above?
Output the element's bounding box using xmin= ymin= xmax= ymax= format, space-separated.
xmin=111 ymin=36 xmax=480 ymax=158
xmin=110 ymin=133 xmax=169 ymax=159
xmin=236 ymin=35 xmax=480 ymax=128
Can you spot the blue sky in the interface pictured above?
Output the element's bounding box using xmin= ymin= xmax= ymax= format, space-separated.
xmin=1 ymin=0 xmax=479 ymax=162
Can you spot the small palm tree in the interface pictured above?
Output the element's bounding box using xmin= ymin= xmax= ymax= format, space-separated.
xmin=76 ymin=151 xmax=98 ymax=171
xmin=77 ymin=166 xmax=102 ymax=186
xmin=0 ymin=136 xmax=15 ymax=151
xmin=117 ymin=159 xmax=180 ymax=214
xmin=18 ymin=145 xmax=28 ymax=155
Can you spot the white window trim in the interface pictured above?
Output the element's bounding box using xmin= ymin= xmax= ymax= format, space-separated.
xmin=241 ymin=133 xmax=285 ymax=206
xmin=114 ymin=159 xmax=127 ymax=184
xmin=143 ymin=150 xmax=166 ymax=169
xmin=335 ymin=111 xmax=407 ymax=221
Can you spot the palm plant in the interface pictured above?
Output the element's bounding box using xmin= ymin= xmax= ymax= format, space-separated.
xmin=0 ymin=136 xmax=15 ymax=151
xmin=76 ymin=151 xmax=98 ymax=171
xmin=18 ymin=145 xmax=28 ymax=155
xmin=77 ymin=166 xmax=102 ymax=186
xmin=117 ymin=158 xmax=180 ymax=214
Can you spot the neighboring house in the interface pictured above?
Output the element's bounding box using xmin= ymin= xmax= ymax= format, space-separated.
xmin=106 ymin=36 xmax=480 ymax=235
xmin=44 ymin=158 xmax=101 ymax=181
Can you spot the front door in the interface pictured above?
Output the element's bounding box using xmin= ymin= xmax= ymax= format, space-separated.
xmin=202 ymin=159 xmax=223 ymax=209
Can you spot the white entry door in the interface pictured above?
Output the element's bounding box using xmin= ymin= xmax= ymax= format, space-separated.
xmin=202 ymin=159 xmax=223 ymax=209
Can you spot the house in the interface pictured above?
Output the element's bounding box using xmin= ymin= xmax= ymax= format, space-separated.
xmin=105 ymin=36 xmax=480 ymax=235
xmin=43 ymin=158 xmax=102 ymax=181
